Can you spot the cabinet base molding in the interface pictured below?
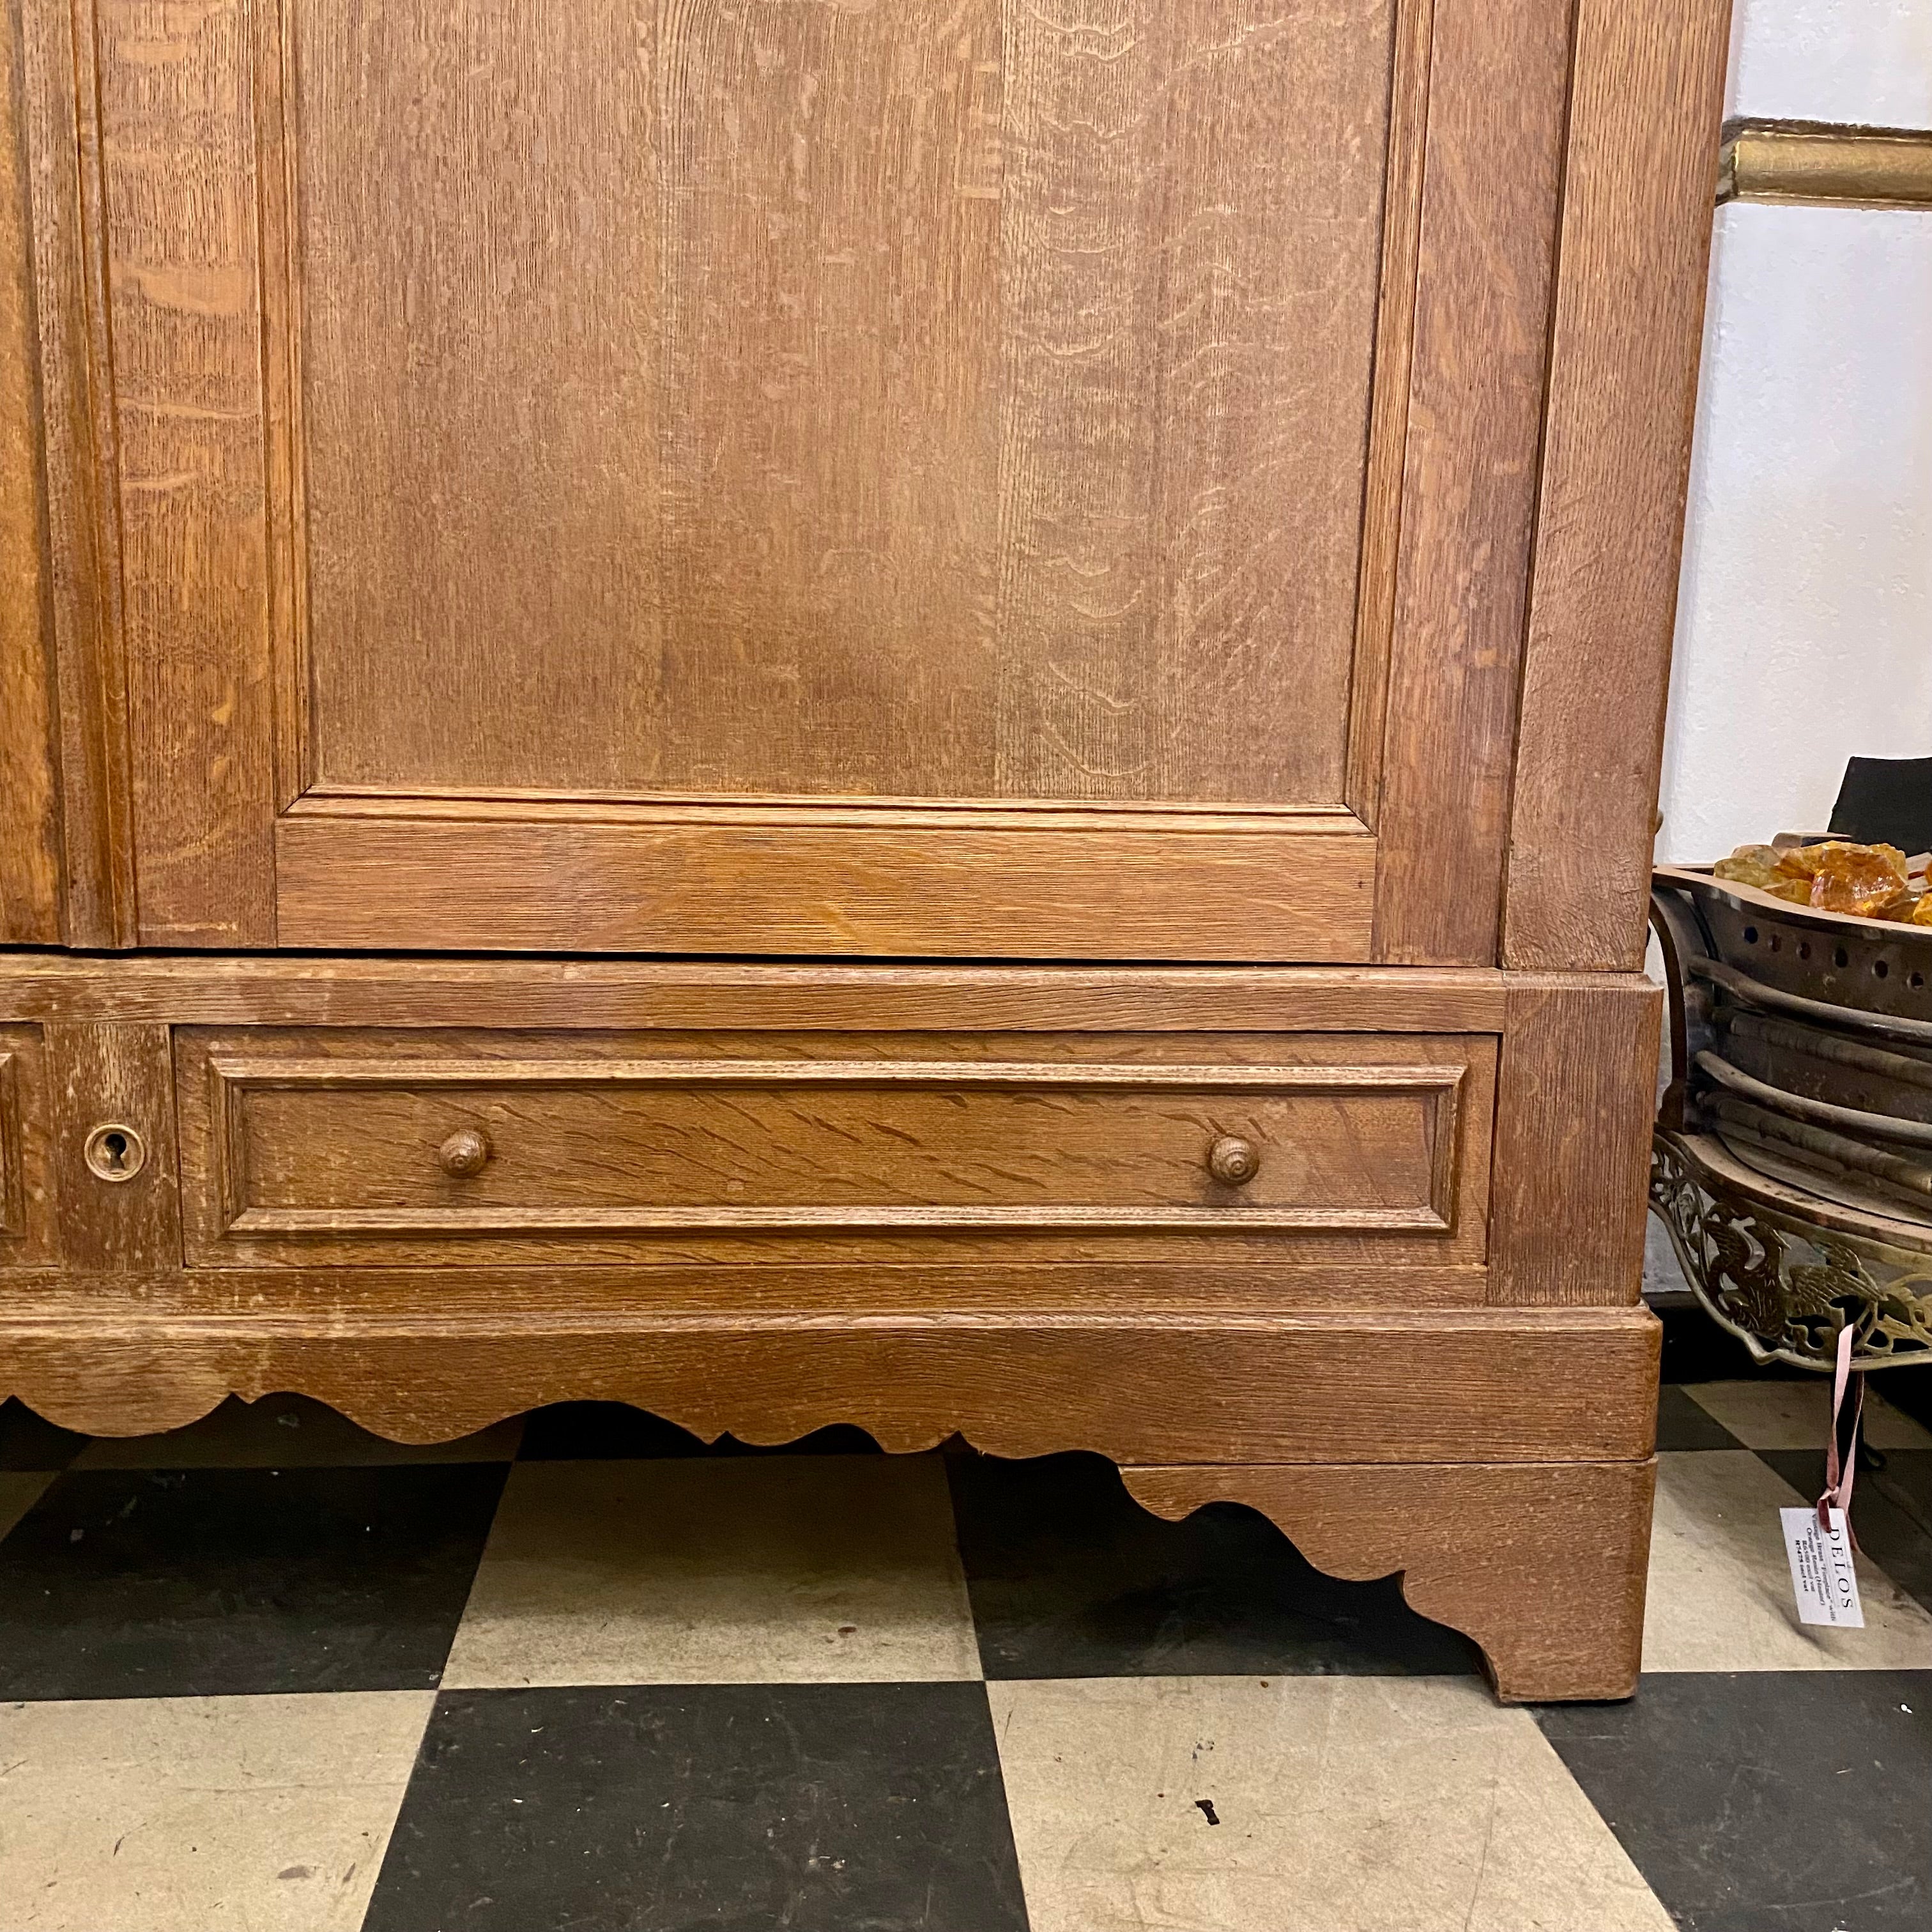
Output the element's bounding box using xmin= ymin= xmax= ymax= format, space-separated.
xmin=0 ymin=1310 xmax=1655 ymax=1700
xmin=1126 ymin=1460 xmax=1655 ymax=1702
xmin=0 ymin=1307 xmax=1657 ymax=1462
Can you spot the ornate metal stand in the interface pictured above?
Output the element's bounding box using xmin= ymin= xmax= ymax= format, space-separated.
xmin=1652 ymin=1130 xmax=1932 ymax=1368
xmin=1651 ymin=869 xmax=1932 ymax=1374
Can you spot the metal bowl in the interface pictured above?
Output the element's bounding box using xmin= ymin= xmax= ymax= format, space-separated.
xmin=1650 ymin=866 xmax=1932 ymax=1372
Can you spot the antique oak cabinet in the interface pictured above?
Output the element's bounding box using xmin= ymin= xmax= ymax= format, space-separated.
xmin=0 ymin=0 xmax=1728 ymax=1697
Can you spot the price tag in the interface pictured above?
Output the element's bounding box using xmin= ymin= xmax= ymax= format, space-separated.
xmin=1781 ymin=1505 xmax=1864 ymax=1628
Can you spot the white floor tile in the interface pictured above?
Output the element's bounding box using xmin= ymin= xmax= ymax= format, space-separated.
xmin=1685 ymin=1379 xmax=1932 ymax=1452
xmin=1643 ymin=1450 xmax=1932 ymax=1671
xmin=441 ymin=1453 xmax=979 ymax=1688
xmin=990 ymin=1675 xmax=1675 ymax=1932
xmin=0 ymin=1690 xmax=432 ymax=1932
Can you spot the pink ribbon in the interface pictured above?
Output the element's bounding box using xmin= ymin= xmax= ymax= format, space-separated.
xmin=1817 ymin=1321 xmax=1866 ymax=1552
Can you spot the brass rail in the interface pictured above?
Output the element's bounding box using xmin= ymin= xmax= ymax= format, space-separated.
xmin=1720 ymin=118 xmax=1932 ymax=209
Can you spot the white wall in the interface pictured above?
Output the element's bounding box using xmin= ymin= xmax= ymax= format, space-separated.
xmin=1654 ymin=1 xmax=1932 ymax=864
xmin=1726 ymin=0 xmax=1932 ymax=125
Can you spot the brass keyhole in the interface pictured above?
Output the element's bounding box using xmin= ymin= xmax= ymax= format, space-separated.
xmin=84 ymin=1122 xmax=147 ymax=1183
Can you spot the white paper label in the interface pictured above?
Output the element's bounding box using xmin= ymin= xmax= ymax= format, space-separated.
xmin=1781 ymin=1506 xmax=1864 ymax=1628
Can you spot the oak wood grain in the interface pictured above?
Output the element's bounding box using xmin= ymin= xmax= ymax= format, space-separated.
xmin=656 ymin=0 xmax=999 ymax=799
xmin=291 ymin=0 xmax=1397 ymax=813
xmin=0 ymin=953 xmax=1517 ymax=1033
xmin=0 ymin=1304 xmax=1661 ymax=1464
xmin=93 ymin=0 xmax=274 ymax=944
xmin=1489 ymin=975 xmax=1662 ymax=1306
xmin=1503 ymin=0 xmax=1733 ymax=970
xmin=1344 ymin=0 xmax=1432 ymax=823
xmin=296 ymin=0 xmax=664 ymax=797
xmin=273 ymin=811 xmax=1378 ymax=958
xmin=172 ymin=1025 xmax=1490 ymax=1268
xmin=249 ymin=0 xmax=307 ymax=811
xmin=995 ymin=0 xmax=1392 ymax=806
xmin=0 ymin=1025 xmax=52 ymax=1263
xmin=1370 ymin=0 xmax=1574 ymax=963
xmin=43 ymin=1020 xmax=179 ymax=1273
xmin=17 ymin=0 xmax=134 ymax=945
xmin=1126 ymin=1458 xmax=1657 ymax=1701
xmin=0 ymin=0 xmax=59 ymax=946
xmin=0 ymin=1258 xmax=1496 ymax=1319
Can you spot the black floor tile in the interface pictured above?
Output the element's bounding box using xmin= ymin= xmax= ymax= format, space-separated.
xmin=949 ymin=1450 xmax=1481 ymax=1680
xmin=517 ymin=1400 xmax=882 ymax=1461
xmin=0 ymin=1396 xmax=86 ymax=1471
xmin=1882 ymin=1370 xmax=1932 ymax=1436
xmin=1657 ymin=1301 xmax=1811 ymax=1385
xmin=362 ymin=1682 xmax=1029 ymax=1932
xmin=1655 ymin=1384 xmax=1744 ymax=1451
xmin=0 ymin=1463 xmax=505 ymax=1699
xmin=1538 ymin=1671 xmax=1932 ymax=1932
xmin=1759 ymin=1446 xmax=1932 ymax=1617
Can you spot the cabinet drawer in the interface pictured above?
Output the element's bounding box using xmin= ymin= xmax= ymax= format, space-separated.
xmin=175 ymin=1029 xmax=1494 ymax=1266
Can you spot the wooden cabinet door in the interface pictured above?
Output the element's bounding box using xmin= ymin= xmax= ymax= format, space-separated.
xmin=16 ymin=0 xmax=1579 ymax=961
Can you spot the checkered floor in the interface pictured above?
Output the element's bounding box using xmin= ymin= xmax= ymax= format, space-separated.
xmin=2 ymin=1360 xmax=1929 ymax=1931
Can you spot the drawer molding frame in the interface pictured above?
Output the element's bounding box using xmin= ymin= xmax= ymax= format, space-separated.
xmin=201 ymin=1052 xmax=1469 ymax=1240
xmin=0 ymin=1046 xmax=24 ymax=1237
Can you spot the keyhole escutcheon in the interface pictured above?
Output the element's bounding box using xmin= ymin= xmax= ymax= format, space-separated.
xmin=84 ymin=1122 xmax=148 ymax=1183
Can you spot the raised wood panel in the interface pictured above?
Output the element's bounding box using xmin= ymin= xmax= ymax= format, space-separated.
xmin=656 ymin=0 xmax=998 ymax=802
xmin=91 ymin=0 xmax=274 ymax=945
xmin=292 ymin=0 xmax=1395 ymax=809
xmin=1370 ymin=0 xmax=1574 ymax=962
xmin=213 ymin=1062 xmax=1468 ymax=1232
xmin=273 ymin=808 xmax=1379 ymax=958
xmin=0 ymin=0 xmax=60 ymax=947
xmin=991 ymin=0 xmax=1393 ymax=808
xmin=175 ymin=1025 xmax=1494 ymax=1268
xmin=1503 ymin=0 xmax=1733 ymax=971
xmin=0 ymin=1305 xmax=1662 ymax=1463
xmin=292 ymin=0 xmax=663 ymax=801
xmin=17 ymin=0 xmax=135 ymax=946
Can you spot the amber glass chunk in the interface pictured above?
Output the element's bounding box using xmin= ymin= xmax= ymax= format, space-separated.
xmin=1711 ymin=839 xmax=1919 ymax=915
xmin=1712 ymin=845 xmax=1784 ymax=889
xmin=1712 ymin=845 xmax=1812 ymax=901
xmin=1799 ymin=841 xmax=1910 ymax=916
xmin=1710 ymin=845 xmax=1809 ymax=903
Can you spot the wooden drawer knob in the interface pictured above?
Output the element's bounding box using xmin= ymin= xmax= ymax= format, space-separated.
xmin=1207 ymin=1134 xmax=1260 ymax=1186
xmin=438 ymin=1128 xmax=492 ymax=1177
